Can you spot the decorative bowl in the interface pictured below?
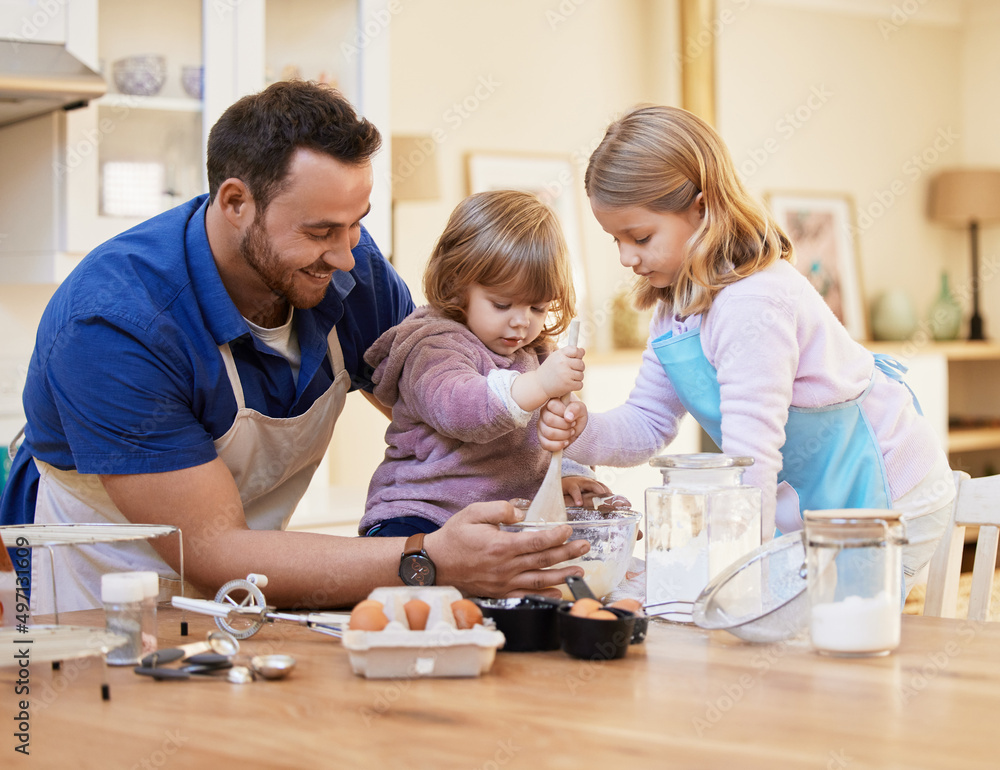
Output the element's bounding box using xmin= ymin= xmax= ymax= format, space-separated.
xmin=112 ymin=55 xmax=167 ymax=97
xmin=500 ymin=508 xmax=641 ymax=600
xmin=181 ymin=65 xmax=203 ymax=100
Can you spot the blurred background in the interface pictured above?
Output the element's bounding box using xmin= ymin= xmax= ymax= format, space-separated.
xmin=1 ymin=0 xmax=997 ymax=530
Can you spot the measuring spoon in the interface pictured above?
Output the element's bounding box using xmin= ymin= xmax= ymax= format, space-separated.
xmin=141 ymin=629 xmax=239 ymax=667
xmin=134 ymin=664 xmax=255 ymax=684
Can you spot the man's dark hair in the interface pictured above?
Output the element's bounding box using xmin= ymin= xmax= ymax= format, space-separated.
xmin=206 ymin=80 xmax=382 ymax=211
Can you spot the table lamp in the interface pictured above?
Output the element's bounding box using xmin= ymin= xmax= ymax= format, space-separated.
xmin=390 ymin=135 xmax=441 ymax=262
xmin=928 ymin=169 xmax=1000 ymax=340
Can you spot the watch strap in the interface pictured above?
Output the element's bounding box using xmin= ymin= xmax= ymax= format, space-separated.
xmin=402 ymin=532 xmax=426 ymax=558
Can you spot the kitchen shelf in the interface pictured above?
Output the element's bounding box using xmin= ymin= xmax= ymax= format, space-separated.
xmin=867 ymin=340 xmax=1000 ymax=361
xmin=97 ymin=94 xmax=203 ymax=112
xmin=948 ymin=427 xmax=1000 ymax=454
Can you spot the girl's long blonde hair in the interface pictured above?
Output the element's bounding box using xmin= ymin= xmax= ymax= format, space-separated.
xmin=584 ymin=105 xmax=792 ymax=317
xmin=424 ymin=190 xmax=576 ymax=351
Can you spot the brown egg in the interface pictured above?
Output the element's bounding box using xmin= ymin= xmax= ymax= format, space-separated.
xmin=589 ymin=610 xmax=618 ymax=620
xmin=451 ymin=599 xmax=484 ymax=629
xmin=349 ymin=603 xmax=389 ymax=631
xmin=353 ymin=599 xmax=383 ymax=612
xmin=569 ymin=598 xmax=603 ymax=618
xmin=404 ymin=598 xmax=431 ymax=631
xmin=609 ymin=598 xmax=644 ymax=615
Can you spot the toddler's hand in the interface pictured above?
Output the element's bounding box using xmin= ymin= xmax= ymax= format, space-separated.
xmin=561 ymin=476 xmax=610 ymax=507
xmin=535 ymin=345 xmax=585 ymax=400
xmin=538 ymin=396 xmax=589 ymax=451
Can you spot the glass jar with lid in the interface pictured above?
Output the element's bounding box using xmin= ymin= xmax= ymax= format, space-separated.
xmin=804 ymin=509 xmax=907 ymax=657
xmin=645 ymin=454 xmax=762 ymax=618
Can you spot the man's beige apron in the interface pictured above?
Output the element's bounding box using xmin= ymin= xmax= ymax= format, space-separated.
xmin=31 ymin=326 xmax=350 ymax=613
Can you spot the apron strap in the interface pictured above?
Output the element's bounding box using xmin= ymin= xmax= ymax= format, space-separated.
xmin=218 ymin=343 xmax=247 ymax=410
xmin=325 ymin=325 xmax=346 ymax=379
xmin=219 ymin=323 xmax=345 ymax=413
xmin=873 ymin=353 xmax=923 ymax=416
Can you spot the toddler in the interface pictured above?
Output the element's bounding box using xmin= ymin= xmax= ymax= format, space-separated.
xmin=362 ymin=190 xmax=607 ymax=537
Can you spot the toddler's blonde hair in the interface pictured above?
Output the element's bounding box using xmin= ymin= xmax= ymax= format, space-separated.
xmin=585 ymin=105 xmax=792 ymax=317
xmin=424 ymin=190 xmax=576 ymax=351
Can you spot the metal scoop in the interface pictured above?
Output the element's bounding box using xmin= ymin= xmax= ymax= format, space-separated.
xmin=524 ymin=319 xmax=581 ymax=523
xmin=250 ymin=654 xmax=296 ymax=680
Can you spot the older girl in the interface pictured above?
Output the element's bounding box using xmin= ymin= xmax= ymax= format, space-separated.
xmin=542 ymin=106 xmax=952 ymax=593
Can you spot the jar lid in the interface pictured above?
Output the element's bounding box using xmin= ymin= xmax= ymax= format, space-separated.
xmin=802 ymin=508 xmax=903 ymax=522
xmin=117 ymin=571 xmax=159 ymax=599
xmin=649 ymin=453 xmax=754 ymax=469
xmin=101 ymin=572 xmax=144 ymax=604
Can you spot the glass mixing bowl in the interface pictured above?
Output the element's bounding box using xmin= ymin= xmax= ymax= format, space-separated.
xmin=501 ymin=508 xmax=641 ymax=600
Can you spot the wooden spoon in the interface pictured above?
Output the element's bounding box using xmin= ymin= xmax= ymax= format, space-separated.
xmin=523 ymin=319 xmax=581 ymax=523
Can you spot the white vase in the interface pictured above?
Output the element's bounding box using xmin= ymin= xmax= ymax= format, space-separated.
xmin=872 ymin=290 xmax=918 ymax=341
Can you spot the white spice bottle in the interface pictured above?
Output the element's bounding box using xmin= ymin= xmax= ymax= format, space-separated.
xmin=101 ymin=573 xmax=144 ymax=665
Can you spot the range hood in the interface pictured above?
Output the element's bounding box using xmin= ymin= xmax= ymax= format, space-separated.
xmin=0 ymin=40 xmax=106 ymax=128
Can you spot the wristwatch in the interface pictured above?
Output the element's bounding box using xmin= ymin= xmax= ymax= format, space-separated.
xmin=398 ymin=533 xmax=436 ymax=586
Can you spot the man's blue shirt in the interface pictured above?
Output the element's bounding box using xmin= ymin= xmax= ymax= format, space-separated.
xmin=0 ymin=194 xmax=413 ymax=525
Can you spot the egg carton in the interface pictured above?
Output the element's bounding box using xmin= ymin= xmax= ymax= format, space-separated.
xmin=341 ymin=586 xmax=506 ymax=679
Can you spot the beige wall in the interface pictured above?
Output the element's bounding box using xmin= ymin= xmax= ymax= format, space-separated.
xmin=961 ymin=0 xmax=1000 ymax=333
xmin=717 ymin=0 xmax=965 ymax=333
xmin=389 ymin=0 xmax=680 ymax=353
xmin=389 ymin=0 xmax=993 ymax=348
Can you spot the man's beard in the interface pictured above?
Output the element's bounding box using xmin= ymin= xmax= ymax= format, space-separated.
xmin=238 ymin=217 xmax=329 ymax=324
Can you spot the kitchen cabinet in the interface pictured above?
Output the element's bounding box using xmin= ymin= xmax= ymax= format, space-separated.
xmin=0 ymin=1 xmax=67 ymax=43
xmin=868 ymin=340 xmax=1000 ymax=478
xmin=0 ymin=0 xmax=391 ymax=283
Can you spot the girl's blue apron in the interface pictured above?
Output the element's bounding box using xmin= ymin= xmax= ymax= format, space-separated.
xmin=651 ymin=326 xmax=917 ymax=531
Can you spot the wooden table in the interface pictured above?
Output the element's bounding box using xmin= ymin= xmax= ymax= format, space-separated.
xmin=3 ymin=609 xmax=996 ymax=769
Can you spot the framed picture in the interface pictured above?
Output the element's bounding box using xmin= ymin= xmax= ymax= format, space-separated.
xmin=765 ymin=191 xmax=868 ymax=340
xmin=465 ymin=152 xmax=589 ymax=322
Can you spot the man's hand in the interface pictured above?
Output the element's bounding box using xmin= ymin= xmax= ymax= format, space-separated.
xmin=425 ymin=501 xmax=590 ymax=598
xmin=538 ymin=396 xmax=589 ymax=451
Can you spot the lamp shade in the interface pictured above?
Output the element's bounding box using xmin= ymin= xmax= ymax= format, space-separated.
xmin=391 ymin=135 xmax=441 ymax=202
xmin=928 ymin=169 xmax=1000 ymax=226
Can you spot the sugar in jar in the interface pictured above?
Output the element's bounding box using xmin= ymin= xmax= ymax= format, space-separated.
xmin=804 ymin=509 xmax=907 ymax=657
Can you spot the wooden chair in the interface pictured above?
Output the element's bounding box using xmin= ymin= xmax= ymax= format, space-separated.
xmin=924 ymin=471 xmax=1000 ymax=620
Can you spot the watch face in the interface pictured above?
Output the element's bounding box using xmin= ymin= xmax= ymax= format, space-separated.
xmin=400 ymin=554 xmax=436 ymax=586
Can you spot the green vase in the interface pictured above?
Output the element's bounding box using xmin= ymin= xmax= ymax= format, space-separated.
xmin=928 ymin=272 xmax=962 ymax=341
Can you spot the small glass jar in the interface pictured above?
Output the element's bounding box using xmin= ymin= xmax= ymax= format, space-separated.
xmin=120 ymin=571 xmax=159 ymax=656
xmin=804 ymin=509 xmax=907 ymax=657
xmin=645 ymin=454 xmax=762 ymax=615
xmin=101 ymin=573 xmax=144 ymax=666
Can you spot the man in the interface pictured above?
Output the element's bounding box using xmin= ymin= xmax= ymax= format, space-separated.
xmin=0 ymin=81 xmax=587 ymax=612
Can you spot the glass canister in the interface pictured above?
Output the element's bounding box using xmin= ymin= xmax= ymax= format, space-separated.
xmin=804 ymin=509 xmax=907 ymax=657
xmin=645 ymin=454 xmax=762 ymax=616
